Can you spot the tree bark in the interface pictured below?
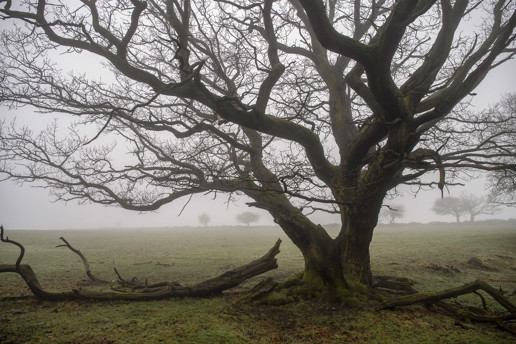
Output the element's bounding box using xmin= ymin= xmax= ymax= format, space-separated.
xmin=340 ymin=214 xmax=376 ymax=286
xmin=264 ymin=197 xmax=379 ymax=295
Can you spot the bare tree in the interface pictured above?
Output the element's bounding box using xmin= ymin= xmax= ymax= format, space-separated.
xmin=460 ymin=193 xmax=500 ymax=222
xmin=236 ymin=211 xmax=260 ymax=226
xmin=432 ymin=196 xmax=465 ymax=223
xmin=432 ymin=193 xmax=500 ymax=222
xmin=198 ymin=212 xmax=210 ymax=227
xmin=380 ymin=205 xmax=405 ymax=224
xmin=0 ymin=0 xmax=515 ymax=301
xmin=487 ymin=94 xmax=516 ymax=207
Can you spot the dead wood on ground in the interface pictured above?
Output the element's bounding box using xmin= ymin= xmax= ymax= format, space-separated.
xmin=0 ymin=225 xmax=281 ymax=300
xmin=56 ymin=237 xmax=109 ymax=284
xmin=380 ymin=279 xmax=516 ymax=333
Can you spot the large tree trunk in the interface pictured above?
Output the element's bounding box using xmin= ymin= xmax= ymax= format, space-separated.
xmin=339 ymin=205 xmax=380 ymax=286
xmin=263 ymin=196 xmax=378 ymax=298
xmin=246 ymin=185 xmax=382 ymax=299
xmin=300 ymin=233 xmax=373 ymax=293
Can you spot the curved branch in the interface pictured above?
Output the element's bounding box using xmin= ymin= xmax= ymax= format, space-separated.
xmin=255 ymin=0 xmax=285 ymax=113
xmin=295 ymin=0 xmax=373 ymax=65
xmin=381 ymin=279 xmax=516 ymax=315
xmin=0 ymin=225 xmax=24 ymax=270
xmin=56 ymin=237 xmax=108 ymax=284
xmin=416 ymin=6 xmax=516 ymax=127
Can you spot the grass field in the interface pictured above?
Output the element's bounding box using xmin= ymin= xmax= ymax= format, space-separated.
xmin=0 ymin=222 xmax=515 ymax=343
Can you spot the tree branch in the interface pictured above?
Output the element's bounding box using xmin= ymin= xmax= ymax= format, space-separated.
xmin=0 ymin=226 xmax=282 ymax=300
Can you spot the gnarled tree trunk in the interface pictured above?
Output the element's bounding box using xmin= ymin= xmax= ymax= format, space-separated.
xmin=255 ymin=191 xmax=381 ymax=299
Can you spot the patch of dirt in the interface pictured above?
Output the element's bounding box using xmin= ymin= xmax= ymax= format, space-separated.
xmin=423 ymin=264 xmax=462 ymax=276
xmin=467 ymin=257 xmax=499 ymax=271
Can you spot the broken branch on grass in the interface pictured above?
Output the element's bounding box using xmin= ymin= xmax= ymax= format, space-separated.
xmin=381 ymin=280 xmax=515 ymax=313
xmin=56 ymin=237 xmax=108 ymax=284
xmin=373 ymin=275 xmax=418 ymax=295
xmin=380 ymin=279 xmax=516 ymax=329
xmin=0 ymin=225 xmax=24 ymax=270
xmin=0 ymin=225 xmax=282 ymax=301
xmin=474 ymin=290 xmax=488 ymax=311
xmin=112 ymin=267 xmax=182 ymax=293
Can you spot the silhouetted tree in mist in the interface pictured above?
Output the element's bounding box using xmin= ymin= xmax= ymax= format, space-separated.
xmin=236 ymin=212 xmax=260 ymax=226
xmin=198 ymin=213 xmax=210 ymax=227
xmin=1 ymin=0 xmax=515 ymax=297
xmin=380 ymin=205 xmax=405 ymax=224
xmin=487 ymin=94 xmax=516 ymax=207
xmin=432 ymin=194 xmax=500 ymax=222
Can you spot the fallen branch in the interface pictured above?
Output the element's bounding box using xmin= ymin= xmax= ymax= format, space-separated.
xmin=56 ymin=237 xmax=108 ymax=284
xmin=381 ymin=280 xmax=515 ymax=313
xmin=0 ymin=225 xmax=24 ymax=270
xmin=373 ymin=275 xmax=418 ymax=295
xmin=0 ymin=225 xmax=281 ymax=301
xmin=380 ymin=279 xmax=516 ymax=331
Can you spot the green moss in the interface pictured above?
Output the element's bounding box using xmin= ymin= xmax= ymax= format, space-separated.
xmin=281 ymin=271 xmax=304 ymax=289
xmin=301 ymin=270 xmax=326 ymax=290
xmin=341 ymin=296 xmax=361 ymax=307
xmin=334 ymin=287 xmax=351 ymax=299
xmin=260 ymin=291 xmax=295 ymax=306
xmin=276 ymin=270 xmax=376 ymax=305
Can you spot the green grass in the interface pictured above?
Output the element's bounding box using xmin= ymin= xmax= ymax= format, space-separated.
xmin=1 ymin=223 xmax=515 ymax=343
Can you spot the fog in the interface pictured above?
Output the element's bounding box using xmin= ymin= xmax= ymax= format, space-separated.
xmin=0 ymin=18 xmax=515 ymax=230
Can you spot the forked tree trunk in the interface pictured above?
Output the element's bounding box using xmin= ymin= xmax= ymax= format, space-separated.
xmin=300 ymin=229 xmax=375 ymax=291
xmin=272 ymin=202 xmax=378 ymax=297
xmin=245 ymin=188 xmax=381 ymax=297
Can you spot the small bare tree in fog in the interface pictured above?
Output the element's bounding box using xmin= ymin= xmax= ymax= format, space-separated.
xmin=432 ymin=194 xmax=500 ymax=222
xmin=460 ymin=194 xmax=500 ymax=222
xmin=380 ymin=205 xmax=405 ymax=224
xmin=432 ymin=196 xmax=466 ymax=222
xmin=1 ymin=1 xmax=515 ymax=300
xmin=198 ymin=213 xmax=210 ymax=227
xmin=236 ymin=212 xmax=260 ymax=226
xmin=487 ymin=94 xmax=516 ymax=207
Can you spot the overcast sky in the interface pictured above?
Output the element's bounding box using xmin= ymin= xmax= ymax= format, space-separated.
xmin=0 ymin=14 xmax=515 ymax=230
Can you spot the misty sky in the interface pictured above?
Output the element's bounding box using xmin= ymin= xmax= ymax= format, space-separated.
xmin=0 ymin=16 xmax=515 ymax=230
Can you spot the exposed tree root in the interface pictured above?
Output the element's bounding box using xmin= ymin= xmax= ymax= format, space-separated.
xmin=0 ymin=225 xmax=281 ymax=300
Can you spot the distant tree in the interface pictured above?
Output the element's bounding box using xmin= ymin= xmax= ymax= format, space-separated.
xmin=486 ymin=94 xmax=516 ymax=207
xmin=432 ymin=194 xmax=500 ymax=222
xmin=432 ymin=197 xmax=465 ymax=223
xmin=460 ymin=194 xmax=500 ymax=222
xmin=380 ymin=205 xmax=405 ymax=224
xmin=236 ymin=212 xmax=260 ymax=226
xmin=198 ymin=213 xmax=210 ymax=227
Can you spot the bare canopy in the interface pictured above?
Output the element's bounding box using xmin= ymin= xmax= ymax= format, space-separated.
xmin=1 ymin=0 xmax=515 ymax=294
